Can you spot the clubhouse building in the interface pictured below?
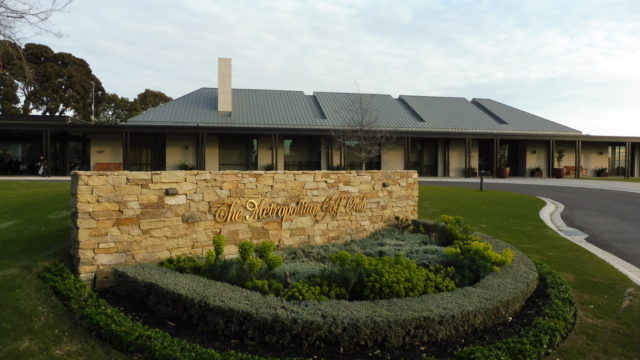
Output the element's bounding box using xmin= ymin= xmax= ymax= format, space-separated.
xmin=1 ymin=59 xmax=639 ymax=178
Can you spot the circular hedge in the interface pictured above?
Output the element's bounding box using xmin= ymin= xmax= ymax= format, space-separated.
xmin=113 ymin=237 xmax=538 ymax=351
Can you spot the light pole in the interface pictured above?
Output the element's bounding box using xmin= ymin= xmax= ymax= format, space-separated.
xmin=91 ymin=81 xmax=95 ymax=123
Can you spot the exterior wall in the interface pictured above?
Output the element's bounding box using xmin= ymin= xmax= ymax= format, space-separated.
xmin=277 ymin=138 xmax=285 ymax=170
xmin=205 ymin=135 xmax=219 ymax=171
xmin=166 ymin=134 xmax=197 ymax=170
xmin=581 ymin=142 xmax=609 ymax=177
xmin=555 ymin=141 xmax=576 ymax=169
xmin=449 ymin=139 xmax=466 ymax=177
xmin=71 ymin=170 xmax=418 ymax=286
xmin=526 ymin=141 xmax=549 ymax=177
xmin=381 ymin=142 xmax=404 ymax=170
xmin=89 ymin=133 xmax=122 ymax=170
xmin=470 ymin=140 xmax=479 ymax=171
xmin=257 ymin=135 xmax=273 ymax=170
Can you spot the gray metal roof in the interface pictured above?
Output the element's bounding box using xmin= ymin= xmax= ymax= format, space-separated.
xmin=128 ymin=88 xmax=332 ymax=128
xmin=127 ymin=87 xmax=582 ymax=135
xmin=313 ymin=92 xmax=423 ymax=129
xmin=399 ymin=95 xmax=505 ymax=131
xmin=472 ymin=98 xmax=581 ymax=134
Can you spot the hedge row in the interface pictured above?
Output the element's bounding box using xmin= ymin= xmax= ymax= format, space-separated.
xmin=432 ymin=262 xmax=577 ymax=360
xmin=39 ymin=259 xmax=574 ymax=360
xmin=113 ymin=237 xmax=538 ymax=351
xmin=38 ymin=262 xmax=273 ymax=360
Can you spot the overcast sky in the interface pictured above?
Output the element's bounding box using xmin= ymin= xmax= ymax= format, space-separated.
xmin=28 ymin=0 xmax=640 ymax=136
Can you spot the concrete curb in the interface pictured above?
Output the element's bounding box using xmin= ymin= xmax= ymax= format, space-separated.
xmin=538 ymin=196 xmax=640 ymax=286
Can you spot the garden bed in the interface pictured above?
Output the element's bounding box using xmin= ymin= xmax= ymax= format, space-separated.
xmin=111 ymin=218 xmax=539 ymax=352
xmin=41 ymin=260 xmax=575 ymax=360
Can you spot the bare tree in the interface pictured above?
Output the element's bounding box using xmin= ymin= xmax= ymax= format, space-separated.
xmin=331 ymin=91 xmax=397 ymax=170
xmin=0 ymin=0 xmax=71 ymax=43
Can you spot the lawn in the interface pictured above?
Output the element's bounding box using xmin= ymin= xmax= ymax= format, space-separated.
xmin=0 ymin=181 xmax=126 ymax=360
xmin=1 ymin=181 xmax=639 ymax=359
xmin=420 ymin=185 xmax=640 ymax=360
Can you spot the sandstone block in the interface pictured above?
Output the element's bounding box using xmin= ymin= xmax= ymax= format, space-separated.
xmin=139 ymin=220 xmax=165 ymax=230
xmin=157 ymin=172 xmax=185 ymax=183
xmin=94 ymin=253 xmax=126 ymax=265
xmin=164 ymin=195 xmax=186 ymax=205
xmin=133 ymin=250 xmax=170 ymax=263
xmin=95 ymin=247 xmax=118 ymax=254
xmin=182 ymin=212 xmax=208 ymax=223
xmin=87 ymin=176 xmax=107 ymax=186
xmin=93 ymin=202 xmax=120 ymax=211
xmin=106 ymin=175 xmax=127 ymax=185
xmin=76 ymin=218 xmax=97 ymax=228
xmin=127 ymin=172 xmax=152 ymax=180
xmin=77 ymin=195 xmax=98 ymax=204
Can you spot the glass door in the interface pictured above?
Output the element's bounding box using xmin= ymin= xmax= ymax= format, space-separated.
xmin=608 ymin=144 xmax=626 ymax=176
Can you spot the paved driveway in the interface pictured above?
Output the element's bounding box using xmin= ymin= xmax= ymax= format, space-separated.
xmin=421 ymin=180 xmax=640 ymax=268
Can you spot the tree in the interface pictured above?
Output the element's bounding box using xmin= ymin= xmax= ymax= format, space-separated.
xmin=331 ymin=92 xmax=397 ymax=170
xmin=0 ymin=41 xmax=105 ymax=119
xmin=135 ymin=89 xmax=172 ymax=112
xmin=0 ymin=0 xmax=71 ymax=43
xmin=96 ymin=92 xmax=140 ymax=124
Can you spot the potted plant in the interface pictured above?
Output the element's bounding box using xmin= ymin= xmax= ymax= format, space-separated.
xmin=468 ymin=167 xmax=478 ymax=177
xmin=553 ymin=148 xmax=566 ymax=178
xmin=178 ymin=161 xmax=195 ymax=170
xmin=530 ymin=165 xmax=543 ymax=177
xmin=595 ymin=167 xmax=609 ymax=177
xmin=497 ymin=144 xmax=510 ymax=178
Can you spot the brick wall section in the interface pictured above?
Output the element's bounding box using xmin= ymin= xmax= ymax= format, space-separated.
xmin=71 ymin=170 xmax=418 ymax=286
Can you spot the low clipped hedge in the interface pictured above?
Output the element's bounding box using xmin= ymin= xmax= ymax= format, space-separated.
xmin=430 ymin=262 xmax=577 ymax=360
xmin=114 ymin=237 xmax=538 ymax=351
xmin=40 ymin=260 xmax=574 ymax=360
xmin=38 ymin=262 xmax=272 ymax=360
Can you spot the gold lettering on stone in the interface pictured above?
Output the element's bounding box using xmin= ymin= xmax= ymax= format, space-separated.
xmin=214 ymin=194 xmax=367 ymax=224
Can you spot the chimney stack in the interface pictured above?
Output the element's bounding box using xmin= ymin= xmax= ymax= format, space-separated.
xmin=218 ymin=58 xmax=232 ymax=116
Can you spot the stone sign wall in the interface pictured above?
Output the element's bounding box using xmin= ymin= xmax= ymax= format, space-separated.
xmin=71 ymin=170 xmax=418 ymax=286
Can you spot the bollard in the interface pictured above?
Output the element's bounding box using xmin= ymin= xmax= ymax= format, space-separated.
xmin=479 ymin=170 xmax=490 ymax=191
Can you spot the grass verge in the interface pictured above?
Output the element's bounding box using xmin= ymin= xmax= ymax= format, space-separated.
xmin=0 ymin=181 xmax=127 ymax=360
xmin=419 ymin=185 xmax=640 ymax=359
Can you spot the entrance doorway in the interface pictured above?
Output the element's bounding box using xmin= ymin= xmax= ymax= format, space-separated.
xmin=407 ymin=139 xmax=438 ymax=176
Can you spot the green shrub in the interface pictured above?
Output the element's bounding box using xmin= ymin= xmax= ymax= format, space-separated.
xmin=255 ymin=241 xmax=276 ymax=259
xmin=213 ymin=234 xmax=226 ymax=260
xmin=279 ymin=279 xmax=348 ymax=301
xmin=238 ymin=241 xmax=255 ymax=263
xmin=160 ymin=255 xmax=203 ymax=274
xmin=322 ymin=251 xmax=456 ymax=300
xmin=114 ymin=237 xmax=539 ymax=351
xmin=245 ymin=278 xmax=284 ymax=297
xmin=437 ymin=215 xmax=476 ymax=245
xmin=445 ymin=239 xmax=514 ymax=286
xmin=39 ymin=262 xmax=268 ymax=360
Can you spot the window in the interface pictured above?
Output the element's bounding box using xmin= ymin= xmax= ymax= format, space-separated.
xmin=219 ymin=135 xmax=258 ymax=170
xmin=284 ymin=137 xmax=321 ymax=170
